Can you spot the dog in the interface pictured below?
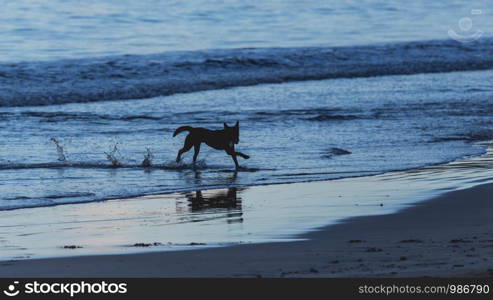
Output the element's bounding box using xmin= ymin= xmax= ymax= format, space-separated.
xmin=173 ymin=121 xmax=250 ymax=169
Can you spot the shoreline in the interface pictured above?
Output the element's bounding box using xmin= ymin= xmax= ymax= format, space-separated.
xmin=0 ymin=143 xmax=492 ymax=277
xmin=0 ymin=143 xmax=491 ymax=277
xmin=1 ymin=139 xmax=490 ymax=212
xmin=1 ymin=180 xmax=492 ymax=277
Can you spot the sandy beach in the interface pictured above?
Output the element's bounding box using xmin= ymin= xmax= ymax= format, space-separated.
xmin=1 ymin=177 xmax=492 ymax=278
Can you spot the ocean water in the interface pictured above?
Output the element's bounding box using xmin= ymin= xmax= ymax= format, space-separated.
xmin=1 ymin=0 xmax=492 ymax=62
xmin=0 ymin=0 xmax=492 ymax=212
xmin=0 ymin=69 xmax=492 ymax=209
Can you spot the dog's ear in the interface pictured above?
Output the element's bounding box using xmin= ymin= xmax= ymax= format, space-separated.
xmin=223 ymin=122 xmax=228 ymax=128
xmin=235 ymin=121 xmax=239 ymax=127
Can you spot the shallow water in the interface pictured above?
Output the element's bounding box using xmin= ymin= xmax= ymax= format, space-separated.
xmin=1 ymin=142 xmax=492 ymax=260
xmin=0 ymin=69 xmax=492 ymax=210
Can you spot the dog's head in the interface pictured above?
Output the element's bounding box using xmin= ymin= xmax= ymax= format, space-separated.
xmin=224 ymin=121 xmax=240 ymax=144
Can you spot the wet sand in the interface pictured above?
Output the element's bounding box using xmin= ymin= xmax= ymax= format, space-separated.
xmin=1 ymin=180 xmax=492 ymax=277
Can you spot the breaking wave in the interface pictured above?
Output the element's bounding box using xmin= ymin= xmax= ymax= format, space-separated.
xmin=1 ymin=38 xmax=493 ymax=107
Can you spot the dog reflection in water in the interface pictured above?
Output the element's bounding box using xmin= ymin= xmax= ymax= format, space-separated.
xmin=185 ymin=188 xmax=242 ymax=214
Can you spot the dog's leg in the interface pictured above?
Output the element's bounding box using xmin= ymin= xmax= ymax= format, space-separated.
xmin=226 ymin=147 xmax=241 ymax=169
xmin=193 ymin=143 xmax=201 ymax=165
xmin=235 ymin=151 xmax=250 ymax=159
xmin=231 ymin=152 xmax=240 ymax=169
xmin=224 ymin=149 xmax=240 ymax=169
xmin=176 ymin=135 xmax=193 ymax=163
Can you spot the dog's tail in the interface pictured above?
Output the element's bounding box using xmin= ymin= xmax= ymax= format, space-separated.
xmin=173 ymin=126 xmax=193 ymax=137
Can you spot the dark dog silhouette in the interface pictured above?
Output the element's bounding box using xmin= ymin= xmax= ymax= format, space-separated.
xmin=173 ymin=121 xmax=250 ymax=169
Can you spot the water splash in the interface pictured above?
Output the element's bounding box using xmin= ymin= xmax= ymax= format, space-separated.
xmin=104 ymin=144 xmax=123 ymax=167
xmin=169 ymin=159 xmax=209 ymax=170
xmin=141 ymin=148 xmax=154 ymax=167
xmin=50 ymin=138 xmax=67 ymax=162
